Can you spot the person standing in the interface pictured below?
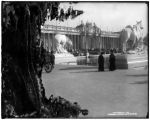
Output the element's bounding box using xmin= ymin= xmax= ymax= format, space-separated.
xmin=109 ymin=50 xmax=116 ymax=71
xmin=98 ymin=52 xmax=104 ymax=71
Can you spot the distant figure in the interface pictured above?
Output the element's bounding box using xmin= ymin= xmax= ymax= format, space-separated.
xmin=98 ymin=52 xmax=104 ymax=71
xmin=109 ymin=50 xmax=116 ymax=71
xmin=50 ymin=51 xmax=55 ymax=69
xmin=86 ymin=50 xmax=89 ymax=58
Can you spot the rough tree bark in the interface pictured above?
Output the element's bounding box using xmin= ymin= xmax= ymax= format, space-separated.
xmin=2 ymin=2 xmax=84 ymax=118
xmin=2 ymin=3 xmax=44 ymax=117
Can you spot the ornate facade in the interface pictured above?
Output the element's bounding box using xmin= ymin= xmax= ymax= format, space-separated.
xmin=41 ymin=25 xmax=122 ymax=52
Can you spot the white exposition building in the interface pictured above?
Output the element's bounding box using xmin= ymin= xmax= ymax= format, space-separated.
xmin=41 ymin=24 xmax=122 ymax=52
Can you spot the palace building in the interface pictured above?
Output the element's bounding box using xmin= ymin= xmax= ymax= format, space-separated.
xmin=41 ymin=24 xmax=122 ymax=52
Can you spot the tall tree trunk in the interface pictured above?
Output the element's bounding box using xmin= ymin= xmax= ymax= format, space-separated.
xmin=2 ymin=4 xmax=42 ymax=116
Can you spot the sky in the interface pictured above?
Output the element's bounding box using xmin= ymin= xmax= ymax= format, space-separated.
xmin=45 ymin=2 xmax=148 ymax=36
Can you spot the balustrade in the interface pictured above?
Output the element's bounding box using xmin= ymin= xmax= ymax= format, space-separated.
xmin=42 ymin=25 xmax=120 ymax=37
xmin=42 ymin=25 xmax=79 ymax=33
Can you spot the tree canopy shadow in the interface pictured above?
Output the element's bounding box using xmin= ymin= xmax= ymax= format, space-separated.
xmin=129 ymin=80 xmax=148 ymax=84
xmin=126 ymin=74 xmax=148 ymax=77
xmin=70 ymin=70 xmax=98 ymax=73
xmin=59 ymin=66 xmax=97 ymax=71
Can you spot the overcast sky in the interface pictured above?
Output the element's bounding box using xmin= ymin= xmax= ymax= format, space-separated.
xmin=45 ymin=2 xmax=148 ymax=36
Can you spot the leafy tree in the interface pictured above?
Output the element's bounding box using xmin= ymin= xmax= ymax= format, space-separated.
xmin=2 ymin=1 xmax=83 ymax=118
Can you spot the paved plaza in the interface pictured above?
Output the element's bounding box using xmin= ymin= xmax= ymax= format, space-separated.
xmin=42 ymin=64 xmax=148 ymax=118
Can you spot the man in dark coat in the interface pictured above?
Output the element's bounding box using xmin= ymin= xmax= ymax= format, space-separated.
xmin=109 ymin=50 xmax=116 ymax=71
xmin=98 ymin=52 xmax=104 ymax=71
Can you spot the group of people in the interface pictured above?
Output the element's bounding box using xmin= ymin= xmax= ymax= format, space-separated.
xmin=101 ymin=48 xmax=121 ymax=54
xmin=98 ymin=50 xmax=116 ymax=71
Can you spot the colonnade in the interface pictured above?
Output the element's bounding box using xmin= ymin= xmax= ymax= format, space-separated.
xmin=99 ymin=37 xmax=121 ymax=49
xmin=41 ymin=32 xmax=121 ymax=52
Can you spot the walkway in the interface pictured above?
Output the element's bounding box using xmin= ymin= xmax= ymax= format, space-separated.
xmin=42 ymin=64 xmax=148 ymax=118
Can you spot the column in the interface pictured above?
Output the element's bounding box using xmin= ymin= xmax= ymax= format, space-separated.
xmin=110 ymin=37 xmax=112 ymax=49
xmin=105 ymin=37 xmax=106 ymax=49
xmin=114 ymin=38 xmax=115 ymax=48
xmin=103 ymin=37 xmax=104 ymax=49
xmin=106 ymin=37 xmax=108 ymax=49
xmin=108 ymin=37 xmax=109 ymax=49
xmin=77 ymin=35 xmax=79 ymax=50
xmin=97 ymin=36 xmax=99 ymax=49
xmin=105 ymin=37 xmax=107 ymax=49
xmin=53 ymin=33 xmax=55 ymax=51
xmin=104 ymin=37 xmax=105 ymax=49
xmin=95 ymin=37 xmax=96 ymax=49
xmin=84 ymin=35 xmax=86 ymax=50
xmin=47 ymin=33 xmax=50 ymax=51
xmin=81 ymin=35 xmax=83 ymax=50
xmin=112 ymin=38 xmax=113 ymax=48
xmin=111 ymin=38 xmax=114 ymax=48
xmin=118 ymin=37 xmax=119 ymax=49
xmin=74 ymin=35 xmax=76 ymax=50
xmin=100 ymin=36 xmax=102 ymax=50
xmin=75 ymin=35 xmax=77 ymax=50
xmin=50 ymin=33 xmax=52 ymax=51
xmin=102 ymin=37 xmax=104 ymax=49
xmin=73 ymin=35 xmax=74 ymax=47
xmin=107 ymin=37 xmax=109 ymax=49
xmin=50 ymin=34 xmax=52 ymax=50
xmin=99 ymin=36 xmax=101 ymax=50
xmin=115 ymin=38 xmax=117 ymax=48
xmin=82 ymin=35 xmax=85 ymax=50
xmin=77 ymin=35 xmax=78 ymax=50
xmin=108 ymin=37 xmax=110 ymax=49
xmin=104 ymin=37 xmax=106 ymax=49
xmin=46 ymin=33 xmax=48 ymax=50
xmin=102 ymin=37 xmax=103 ymax=49
xmin=79 ymin=35 xmax=81 ymax=50
xmin=117 ymin=38 xmax=119 ymax=49
xmin=113 ymin=38 xmax=114 ymax=48
xmin=72 ymin=35 xmax=74 ymax=49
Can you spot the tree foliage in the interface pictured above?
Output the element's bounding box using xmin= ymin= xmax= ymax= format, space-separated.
xmin=2 ymin=1 xmax=85 ymax=118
